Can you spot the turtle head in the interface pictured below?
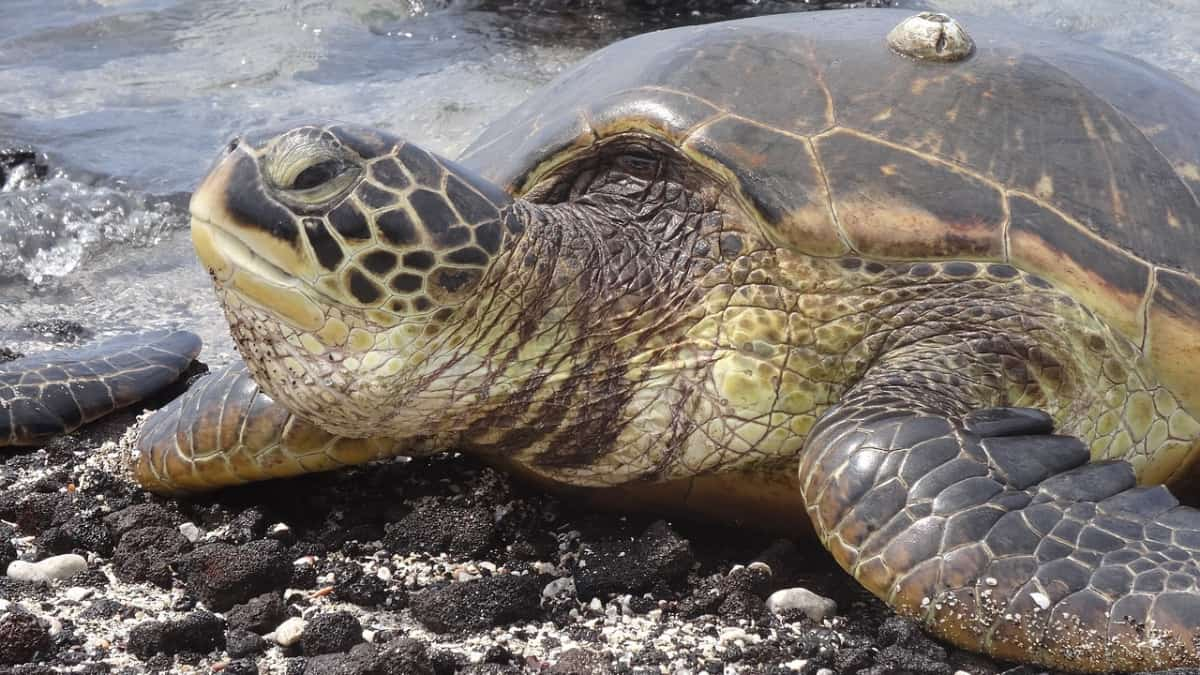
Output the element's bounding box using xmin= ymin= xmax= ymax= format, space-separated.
xmin=189 ymin=123 xmax=521 ymax=437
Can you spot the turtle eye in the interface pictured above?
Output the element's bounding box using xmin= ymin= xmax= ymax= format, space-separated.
xmin=291 ymin=159 xmax=349 ymax=190
xmin=273 ymin=155 xmax=361 ymax=210
xmin=615 ymin=151 xmax=659 ymax=176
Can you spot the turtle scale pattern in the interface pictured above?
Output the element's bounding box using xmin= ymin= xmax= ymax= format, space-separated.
xmin=0 ymin=331 xmax=199 ymax=446
xmin=462 ymin=12 xmax=1200 ymax=462
xmin=3 ymin=10 xmax=1200 ymax=673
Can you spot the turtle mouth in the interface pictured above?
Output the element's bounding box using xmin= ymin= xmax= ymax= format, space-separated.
xmin=191 ymin=216 xmax=298 ymax=289
xmin=191 ymin=216 xmax=333 ymax=333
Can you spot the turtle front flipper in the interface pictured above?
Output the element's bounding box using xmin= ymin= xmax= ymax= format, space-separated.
xmin=0 ymin=330 xmax=201 ymax=447
xmin=801 ymin=389 xmax=1200 ymax=671
xmin=134 ymin=361 xmax=408 ymax=495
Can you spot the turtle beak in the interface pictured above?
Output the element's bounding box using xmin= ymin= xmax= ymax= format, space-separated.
xmin=190 ymin=141 xmax=244 ymax=282
xmin=190 ymin=139 xmax=328 ymax=333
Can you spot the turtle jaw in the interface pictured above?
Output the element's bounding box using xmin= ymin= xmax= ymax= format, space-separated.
xmin=189 ymin=152 xmax=332 ymax=335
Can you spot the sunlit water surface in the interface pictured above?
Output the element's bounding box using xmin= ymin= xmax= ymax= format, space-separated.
xmin=1 ymin=0 xmax=1197 ymax=363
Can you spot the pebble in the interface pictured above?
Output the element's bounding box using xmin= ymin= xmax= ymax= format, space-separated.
xmin=64 ymin=586 xmax=93 ymax=602
xmin=542 ymin=576 xmax=576 ymax=599
xmin=178 ymin=522 xmax=202 ymax=543
xmin=6 ymin=553 xmax=87 ymax=582
xmin=271 ymin=617 xmax=307 ymax=647
xmin=766 ymin=587 xmax=837 ymax=623
xmin=718 ymin=627 xmax=748 ymax=644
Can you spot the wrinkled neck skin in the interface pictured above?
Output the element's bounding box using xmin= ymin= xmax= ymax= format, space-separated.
xmin=402 ymin=186 xmax=729 ymax=454
xmin=221 ymin=177 xmax=730 ymax=466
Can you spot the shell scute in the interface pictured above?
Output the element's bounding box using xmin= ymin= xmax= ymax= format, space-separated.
xmin=816 ymin=129 xmax=1005 ymax=260
xmin=1008 ymin=194 xmax=1152 ymax=339
xmin=683 ymin=116 xmax=844 ymax=256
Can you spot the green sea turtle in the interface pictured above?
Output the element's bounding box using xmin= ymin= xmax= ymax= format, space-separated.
xmin=4 ymin=8 xmax=1200 ymax=672
xmin=0 ymin=332 xmax=199 ymax=446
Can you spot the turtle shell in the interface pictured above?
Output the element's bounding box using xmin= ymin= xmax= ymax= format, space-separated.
xmin=460 ymin=9 xmax=1200 ymax=423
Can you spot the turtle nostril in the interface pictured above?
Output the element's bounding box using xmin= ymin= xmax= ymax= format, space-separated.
xmin=226 ymin=137 xmax=241 ymax=154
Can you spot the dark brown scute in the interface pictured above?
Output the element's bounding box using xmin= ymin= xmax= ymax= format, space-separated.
xmin=1010 ymin=195 xmax=1151 ymax=300
xmin=376 ymin=209 xmax=418 ymax=247
xmin=1155 ymin=268 xmax=1200 ymax=324
xmin=303 ymin=218 xmax=344 ymax=270
xmin=409 ymin=190 xmax=462 ymax=246
xmin=361 ymin=250 xmax=397 ymax=275
xmin=397 ymin=143 xmax=445 ymax=188
xmin=684 ymin=116 xmax=840 ymax=255
xmin=445 ymin=246 xmax=490 ymax=266
xmin=475 ymin=220 xmax=502 ymax=255
xmin=369 ymin=157 xmax=411 ymax=190
xmin=327 ymin=199 xmax=371 ymax=240
xmin=655 ymin=37 xmax=834 ymax=136
xmin=390 ymin=273 xmax=424 ymax=293
xmin=226 ymin=156 xmax=300 ymax=244
xmin=402 ymin=250 xmax=436 ymax=271
xmin=347 ymin=269 xmax=382 ymax=304
xmin=430 ymin=267 xmax=481 ymax=294
xmin=818 ymin=130 xmax=1005 ymax=259
xmin=445 ymin=174 xmax=500 ymax=225
xmin=356 ymin=182 xmax=397 ymax=210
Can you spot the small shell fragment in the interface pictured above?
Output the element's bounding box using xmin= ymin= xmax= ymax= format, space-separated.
xmin=887 ymin=12 xmax=974 ymax=62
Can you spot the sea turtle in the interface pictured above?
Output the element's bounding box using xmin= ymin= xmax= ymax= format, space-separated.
xmin=3 ymin=8 xmax=1200 ymax=672
xmin=0 ymin=332 xmax=199 ymax=446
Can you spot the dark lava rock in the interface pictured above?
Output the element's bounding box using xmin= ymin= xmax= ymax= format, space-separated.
xmin=0 ymin=611 xmax=52 ymax=665
xmin=104 ymin=503 xmax=182 ymax=540
xmin=80 ymin=598 xmax=135 ymax=620
xmin=127 ymin=610 xmax=225 ymax=658
xmin=224 ymin=507 xmax=269 ymax=544
xmin=574 ymin=520 xmax=693 ymax=598
xmin=225 ymin=591 xmax=288 ymax=634
xmin=222 ymin=658 xmax=260 ymax=675
xmin=0 ymin=523 xmax=17 ymax=568
xmin=752 ymin=538 xmax=804 ymax=584
xmin=0 ymin=346 xmax=23 ymax=363
xmin=410 ymin=573 xmax=551 ymax=633
xmin=872 ymin=643 xmax=956 ymax=675
xmin=695 ymin=563 xmax=772 ymax=624
xmin=0 ymin=492 xmax=72 ymax=535
xmin=226 ymin=628 xmax=267 ymax=658
xmin=301 ymin=611 xmax=363 ymax=656
xmin=0 ymin=147 xmax=47 ymax=185
xmin=112 ymin=526 xmax=190 ymax=587
xmin=17 ymin=319 xmax=88 ymax=342
xmin=458 ymin=665 xmax=522 ymax=675
xmin=329 ymin=561 xmax=390 ymax=607
xmin=301 ymin=642 xmax=380 ymax=675
xmin=34 ymin=514 xmax=113 ymax=557
xmin=383 ymin=501 xmax=495 ymax=559
xmin=549 ymin=647 xmax=614 ymax=674
xmin=371 ymin=637 xmax=434 ymax=675
xmin=176 ymin=539 xmax=290 ymax=611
